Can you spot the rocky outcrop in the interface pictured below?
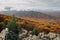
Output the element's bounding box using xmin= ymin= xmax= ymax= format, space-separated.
xmin=0 ymin=28 xmax=8 ymax=40
xmin=0 ymin=28 xmax=60 ymax=40
xmin=20 ymin=32 xmax=60 ymax=40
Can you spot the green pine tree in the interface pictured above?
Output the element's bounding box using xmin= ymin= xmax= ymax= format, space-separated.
xmin=5 ymin=16 xmax=21 ymax=40
xmin=6 ymin=18 xmax=17 ymax=31
xmin=31 ymin=28 xmax=39 ymax=36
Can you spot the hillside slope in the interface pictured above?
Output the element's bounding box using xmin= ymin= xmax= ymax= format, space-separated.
xmin=0 ymin=14 xmax=60 ymax=33
xmin=0 ymin=11 xmax=59 ymax=21
xmin=15 ymin=11 xmax=57 ymax=20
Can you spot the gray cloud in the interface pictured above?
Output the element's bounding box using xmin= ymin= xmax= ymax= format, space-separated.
xmin=0 ymin=0 xmax=60 ymax=11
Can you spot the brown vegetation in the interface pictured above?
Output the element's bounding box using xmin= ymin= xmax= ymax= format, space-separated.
xmin=0 ymin=14 xmax=60 ymax=33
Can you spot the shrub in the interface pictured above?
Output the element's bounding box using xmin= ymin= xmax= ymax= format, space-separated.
xmin=31 ymin=28 xmax=39 ymax=36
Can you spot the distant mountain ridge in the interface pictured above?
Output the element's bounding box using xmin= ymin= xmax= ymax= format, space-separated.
xmin=15 ymin=11 xmax=58 ymax=20
xmin=0 ymin=11 xmax=18 ymax=15
xmin=42 ymin=11 xmax=60 ymax=17
xmin=0 ymin=11 xmax=60 ymax=21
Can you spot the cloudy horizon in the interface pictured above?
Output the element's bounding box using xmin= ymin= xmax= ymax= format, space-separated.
xmin=0 ymin=0 xmax=60 ymax=11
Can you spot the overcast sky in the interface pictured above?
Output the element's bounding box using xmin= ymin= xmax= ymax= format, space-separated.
xmin=0 ymin=0 xmax=60 ymax=11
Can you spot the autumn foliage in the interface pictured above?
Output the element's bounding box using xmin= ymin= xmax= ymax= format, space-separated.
xmin=0 ymin=14 xmax=60 ymax=33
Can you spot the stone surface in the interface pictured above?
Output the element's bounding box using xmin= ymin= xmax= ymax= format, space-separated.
xmin=0 ymin=28 xmax=60 ymax=40
xmin=0 ymin=28 xmax=8 ymax=40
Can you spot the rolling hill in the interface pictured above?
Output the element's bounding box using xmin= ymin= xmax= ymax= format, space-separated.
xmin=0 ymin=14 xmax=60 ymax=33
xmin=0 ymin=11 xmax=60 ymax=21
xmin=15 ymin=11 xmax=57 ymax=20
